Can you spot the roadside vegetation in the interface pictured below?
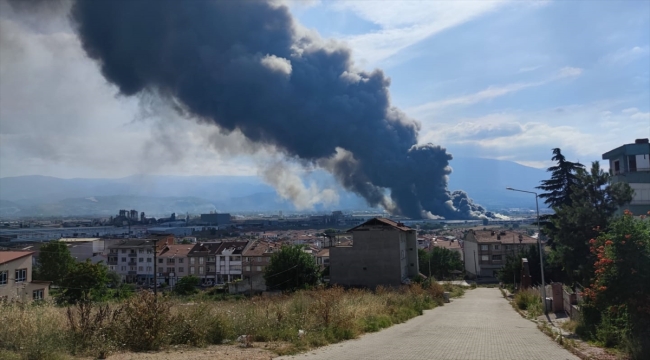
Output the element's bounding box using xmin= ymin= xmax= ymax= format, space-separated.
xmin=498 ymin=148 xmax=648 ymax=359
xmin=0 ymin=282 xmax=468 ymax=359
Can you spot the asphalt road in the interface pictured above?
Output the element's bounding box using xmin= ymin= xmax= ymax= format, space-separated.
xmin=278 ymin=288 xmax=579 ymax=360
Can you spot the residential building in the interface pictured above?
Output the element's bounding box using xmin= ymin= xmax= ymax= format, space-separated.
xmin=157 ymin=244 xmax=193 ymax=287
xmin=106 ymin=236 xmax=173 ymax=284
xmin=187 ymin=241 xmax=247 ymax=285
xmin=329 ymin=217 xmax=419 ymax=288
xmin=602 ymin=138 xmax=650 ymax=215
xmin=58 ymin=238 xmax=105 ymax=263
xmin=0 ymin=251 xmax=50 ymax=302
xmin=462 ymin=230 xmax=537 ymax=278
xmin=242 ymin=240 xmax=275 ymax=293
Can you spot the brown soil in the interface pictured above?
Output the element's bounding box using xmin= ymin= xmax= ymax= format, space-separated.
xmin=104 ymin=343 xmax=280 ymax=360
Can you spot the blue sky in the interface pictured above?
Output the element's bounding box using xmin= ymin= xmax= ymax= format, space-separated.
xmin=291 ymin=0 xmax=650 ymax=168
xmin=0 ymin=0 xmax=648 ymax=181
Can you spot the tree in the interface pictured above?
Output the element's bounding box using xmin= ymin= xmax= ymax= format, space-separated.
xmin=536 ymin=148 xmax=585 ymax=208
xmin=173 ymin=275 xmax=200 ymax=296
xmin=264 ymin=245 xmax=319 ymax=291
xmin=579 ymin=212 xmax=650 ymax=356
xmin=498 ymin=244 xmax=547 ymax=287
xmin=34 ymin=241 xmax=75 ymax=285
xmin=57 ymin=261 xmax=110 ymax=304
xmin=547 ymin=162 xmax=633 ymax=283
xmin=418 ymin=247 xmax=463 ymax=280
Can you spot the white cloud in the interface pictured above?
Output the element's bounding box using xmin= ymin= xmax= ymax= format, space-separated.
xmin=329 ymin=0 xmax=511 ymax=68
xmin=600 ymin=46 xmax=650 ymax=65
xmin=622 ymin=107 xmax=639 ymax=114
xmin=518 ymin=65 xmax=542 ymax=73
xmin=408 ymin=67 xmax=583 ymax=116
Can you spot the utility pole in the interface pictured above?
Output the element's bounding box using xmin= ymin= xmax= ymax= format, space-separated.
xmin=506 ymin=187 xmax=547 ymax=314
xmin=153 ymin=238 xmax=159 ymax=301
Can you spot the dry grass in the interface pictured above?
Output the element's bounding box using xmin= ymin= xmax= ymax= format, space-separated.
xmin=0 ymin=283 xmax=450 ymax=358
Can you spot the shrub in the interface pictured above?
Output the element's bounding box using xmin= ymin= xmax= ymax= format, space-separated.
xmin=115 ymin=291 xmax=171 ymax=351
xmin=514 ymin=289 xmax=541 ymax=313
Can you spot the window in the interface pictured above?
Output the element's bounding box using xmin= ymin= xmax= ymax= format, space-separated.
xmin=505 ymin=245 xmax=512 ymax=250
xmin=122 ymin=249 xmax=126 ymax=254
xmin=179 ymin=267 xmax=184 ymax=273
xmin=190 ymin=258 xmax=196 ymax=265
xmin=245 ymin=266 xmax=251 ymax=271
xmin=492 ymin=255 xmax=502 ymax=262
xmin=207 ymin=266 xmax=215 ymax=272
xmin=199 ymin=257 xmax=204 ymax=265
xmin=158 ymin=258 xmax=163 ymax=263
xmin=139 ymin=258 xmax=143 ymax=262
xmin=146 ymin=266 xmax=152 ymax=272
xmin=190 ymin=266 xmax=195 ymax=275
xmin=130 ymin=249 xmax=135 ymax=254
xmin=109 ymin=266 xmax=115 ymax=271
xmin=244 ymin=257 xmax=249 ymax=262
xmin=481 ymin=255 xmax=489 ymax=262
xmin=257 ymin=257 xmax=262 ymax=262
xmin=139 ymin=249 xmax=144 ymax=253
xmin=0 ymin=270 xmax=7 ymax=285
xmin=33 ymin=289 xmax=44 ymax=301
xmin=167 ymin=258 xmax=175 ymax=264
xmin=493 ymin=245 xmax=500 ymax=250
xmin=121 ymin=266 xmax=126 ymax=271
xmin=178 ymin=258 xmax=184 ymax=263
xmin=147 ymin=258 xmax=152 ymax=263
xmin=480 ymin=245 xmax=488 ymax=251
xmin=220 ymin=256 xmax=226 ymax=261
xmin=207 ymin=256 xmax=215 ymax=262
xmin=256 ymin=266 xmax=262 ymax=271
xmin=199 ymin=266 xmax=204 ymax=274
xmin=230 ymin=256 xmax=240 ymax=261
xmin=167 ymin=267 xmax=174 ymax=273
xmin=138 ymin=266 xmax=143 ymax=271
xmin=129 ymin=266 xmax=136 ymax=271
xmin=146 ymin=249 xmax=152 ymax=254
xmin=121 ymin=257 xmax=127 ymax=262
xmin=15 ymin=268 xmax=27 ymax=283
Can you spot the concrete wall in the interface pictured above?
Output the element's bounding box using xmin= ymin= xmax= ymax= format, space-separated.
xmin=463 ymin=237 xmax=479 ymax=276
xmin=330 ymin=229 xmax=404 ymax=288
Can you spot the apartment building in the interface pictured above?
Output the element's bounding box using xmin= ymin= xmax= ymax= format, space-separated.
xmin=330 ymin=217 xmax=419 ymax=288
xmin=602 ymin=138 xmax=650 ymax=215
xmin=107 ymin=236 xmax=173 ymax=284
xmin=157 ymin=244 xmax=193 ymax=287
xmin=0 ymin=251 xmax=50 ymax=302
xmin=462 ymin=230 xmax=537 ymax=278
xmin=187 ymin=241 xmax=248 ymax=285
xmin=242 ymin=240 xmax=276 ymax=292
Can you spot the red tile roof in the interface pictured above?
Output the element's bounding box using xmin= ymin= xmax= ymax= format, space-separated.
xmin=0 ymin=251 xmax=34 ymax=265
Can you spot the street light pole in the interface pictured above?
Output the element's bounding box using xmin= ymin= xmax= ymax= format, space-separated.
xmin=506 ymin=187 xmax=547 ymax=314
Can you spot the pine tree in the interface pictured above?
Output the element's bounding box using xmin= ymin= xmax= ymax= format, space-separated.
xmin=547 ymin=162 xmax=633 ymax=283
xmin=536 ymin=148 xmax=585 ymax=208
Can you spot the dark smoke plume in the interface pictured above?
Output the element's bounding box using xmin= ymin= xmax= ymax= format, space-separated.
xmin=64 ymin=0 xmax=489 ymax=219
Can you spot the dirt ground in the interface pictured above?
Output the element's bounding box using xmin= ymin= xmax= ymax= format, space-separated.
xmin=104 ymin=343 xmax=280 ymax=360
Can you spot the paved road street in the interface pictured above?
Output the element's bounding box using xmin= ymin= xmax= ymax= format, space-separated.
xmin=279 ymin=288 xmax=579 ymax=360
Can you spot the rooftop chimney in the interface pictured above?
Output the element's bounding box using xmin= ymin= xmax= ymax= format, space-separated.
xmin=635 ymin=138 xmax=649 ymax=144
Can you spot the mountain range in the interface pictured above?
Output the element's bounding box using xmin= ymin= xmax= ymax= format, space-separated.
xmin=0 ymin=157 xmax=549 ymax=218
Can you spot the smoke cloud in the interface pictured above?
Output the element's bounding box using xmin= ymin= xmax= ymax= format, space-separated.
xmin=26 ymin=0 xmax=491 ymax=219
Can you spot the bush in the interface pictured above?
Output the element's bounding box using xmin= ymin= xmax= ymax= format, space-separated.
xmin=0 ymin=283 xmax=455 ymax=357
xmin=173 ymin=275 xmax=200 ymax=296
xmin=514 ymin=288 xmax=542 ymax=317
xmin=115 ymin=292 xmax=171 ymax=351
